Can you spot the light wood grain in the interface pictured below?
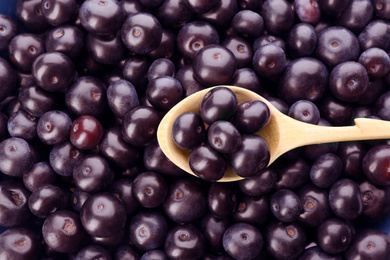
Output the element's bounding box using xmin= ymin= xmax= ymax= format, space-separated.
xmin=157 ymin=86 xmax=390 ymax=182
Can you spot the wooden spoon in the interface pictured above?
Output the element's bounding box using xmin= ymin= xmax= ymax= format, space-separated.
xmin=157 ymin=86 xmax=390 ymax=182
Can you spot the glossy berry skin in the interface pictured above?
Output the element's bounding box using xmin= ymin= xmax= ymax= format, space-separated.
xmin=275 ymin=158 xmax=311 ymax=190
xmin=0 ymin=58 xmax=17 ymax=103
xmin=319 ymin=96 xmax=353 ymax=126
xmin=122 ymin=106 xmax=161 ymax=147
xmin=297 ymin=184 xmax=331 ymax=227
xmin=71 ymin=188 xmax=91 ymax=213
xmin=99 ymin=127 xmax=141 ymax=169
xmin=107 ymin=79 xmax=139 ymax=119
xmin=148 ymin=29 xmax=176 ymax=60
xmin=129 ymin=210 xmax=168 ymax=251
xmin=318 ymin=0 xmax=350 ymax=14
xmin=189 ymin=144 xmax=227 ymax=182
xmin=286 ymin=23 xmax=317 ymax=59
xmin=310 ymin=153 xmax=342 ymax=188
xmin=175 ymin=65 xmax=204 ymax=97
xmin=232 ymin=10 xmax=264 ymax=38
xmin=199 ymin=87 xmax=238 ymax=125
xmin=146 ymin=76 xmax=183 ymax=111
xmin=192 ymin=44 xmax=237 ymax=87
xmin=101 ymin=68 xmax=124 ymax=86
xmin=18 ymin=84 xmax=57 ymax=117
xmin=79 ymin=0 xmax=124 ymax=35
xmin=252 ymin=43 xmax=287 ymax=78
xmin=222 ymin=37 xmax=253 ymax=69
xmin=261 ymin=0 xmax=294 ymax=35
xmin=163 ymin=178 xmax=207 ymax=223
xmin=8 ymin=33 xmax=45 ymax=72
xmin=86 ymin=31 xmax=127 ymax=65
xmin=114 ymin=245 xmax=140 ymax=260
xmin=197 ymin=0 xmax=238 ymax=29
xmin=42 ymin=210 xmax=87 ymax=253
xmin=7 ymin=110 xmax=38 ymax=140
xmin=315 ymin=26 xmax=359 ymax=69
xmin=80 ymin=192 xmax=127 ymax=238
xmin=233 ymin=195 xmax=270 ymax=226
xmin=278 ymin=57 xmax=329 ymax=105
xmin=154 ymin=0 xmax=193 ymax=29
xmin=344 ymin=229 xmax=390 ymax=259
xmin=288 ymin=100 xmax=321 ymax=125
xmin=200 ymin=214 xmax=231 ymax=254
xmin=0 ymin=137 xmax=34 ymax=177
xmin=0 ymin=180 xmax=31 ymax=228
xmin=73 ymin=154 xmax=114 ymax=193
xmin=317 ymin=218 xmax=353 ymax=255
xmin=373 ymin=0 xmax=390 ymax=20
xmin=32 ymin=52 xmax=77 ymax=93
xmin=23 ymin=162 xmax=57 ymax=192
xmin=37 ymin=110 xmax=72 ymax=145
xmin=237 ymin=0 xmax=262 ymax=10
xmin=298 ymin=246 xmax=343 ymax=260
xmin=41 ymin=0 xmax=78 ymax=26
xmin=270 ymin=189 xmax=302 ymax=222
xmin=337 ymin=0 xmax=374 ymax=34
xmin=238 ymin=168 xmax=277 ymax=196
xmin=49 ymin=141 xmax=84 ymax=177
xmin=164 ymin=224 xmax=206 ymax=260
xmin=231 ymin=68 xmax=262 ymax=94
xmin=75 ymin=244 xmax=111 ymax=260
xmin=229 ymin=134 xmax=270 ymax=178
xmin=358 ymin=20 xmax=390 ymax=52
xmin=329 ymin=61 xmax=369 ymax=103
xmin=132 ymin=171 xmax=168 ymax=208
xmin=360 ymin=181 xmax=390 ymax=221
xmin=0 ymin=227 xmax=41 ymax=260
xmin=15 ymin=0 xmax=50 ymax=33
xmin=172 ymin=112 xmax=206 ymax=150
xmin=294 ymin=0 xmax=321 ymax=24
xmin=70 ymin=115 xmax=103 ymax=150
xmin=253 ymin=34 xmax=286 ymax=52
xmin=90 ymin=228 xmax=126 ymax=249
xmin=108 ymin=178 xmax=139 ymax=216
xmin=207 ymin=183 xmax=237 ymax=219
xmin=141 ymin=249 xmax=168 ymax=260
xmin=121 ymin=12 xmax=162 ymax=54
xmin=0 ymin=14 xmax=19 ymax=52
xmin=208 ymin=121 xmax=241 ymax=154
xmin=177 ymin=20 xmax=220 ymax=61
xmin=362 ymin=144 xmax=390 ymax=186
xmin=28 ymin=184 xmax=69 ymax=218
xmin=223 ymin=223 xmax=263 ymax=260
xmin=143 ymin=141 xmax=185 ymax=177
xmin=358 ymin=47 xmax=390 ymax=79
xmin=266 ymin=221 xmax=307 ymax=259
xmin=65 ymin=76 xmax=108 ymax=118
xmin=123 ymin=55 xmax=151 ymax=90
xmin=375 ymin=91 xmax=390 ymax=120
xmin=45 ymin=25 xmax=85 ymax=60
xmin=147 ymin=58 xmax=175 ymax=81
xmin=184 ymin=0 xmax=219 ymax=14
xmin=329 ymin=178 xmax=363 ymax=220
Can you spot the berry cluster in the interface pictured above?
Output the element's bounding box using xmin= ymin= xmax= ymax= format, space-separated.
xmin=173 ymin=87 xmax=271 ymax=181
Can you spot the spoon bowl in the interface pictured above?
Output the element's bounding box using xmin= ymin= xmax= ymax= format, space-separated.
xmin=157 ymin=86 xmax=390 ymax=182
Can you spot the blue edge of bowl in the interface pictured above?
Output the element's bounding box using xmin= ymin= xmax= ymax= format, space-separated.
xmin=1 ymin=0 xmax=390 ymax=240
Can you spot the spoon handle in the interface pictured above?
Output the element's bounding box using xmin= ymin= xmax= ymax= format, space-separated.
xmin=289 ymin=118 xmax=390 ymax=149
